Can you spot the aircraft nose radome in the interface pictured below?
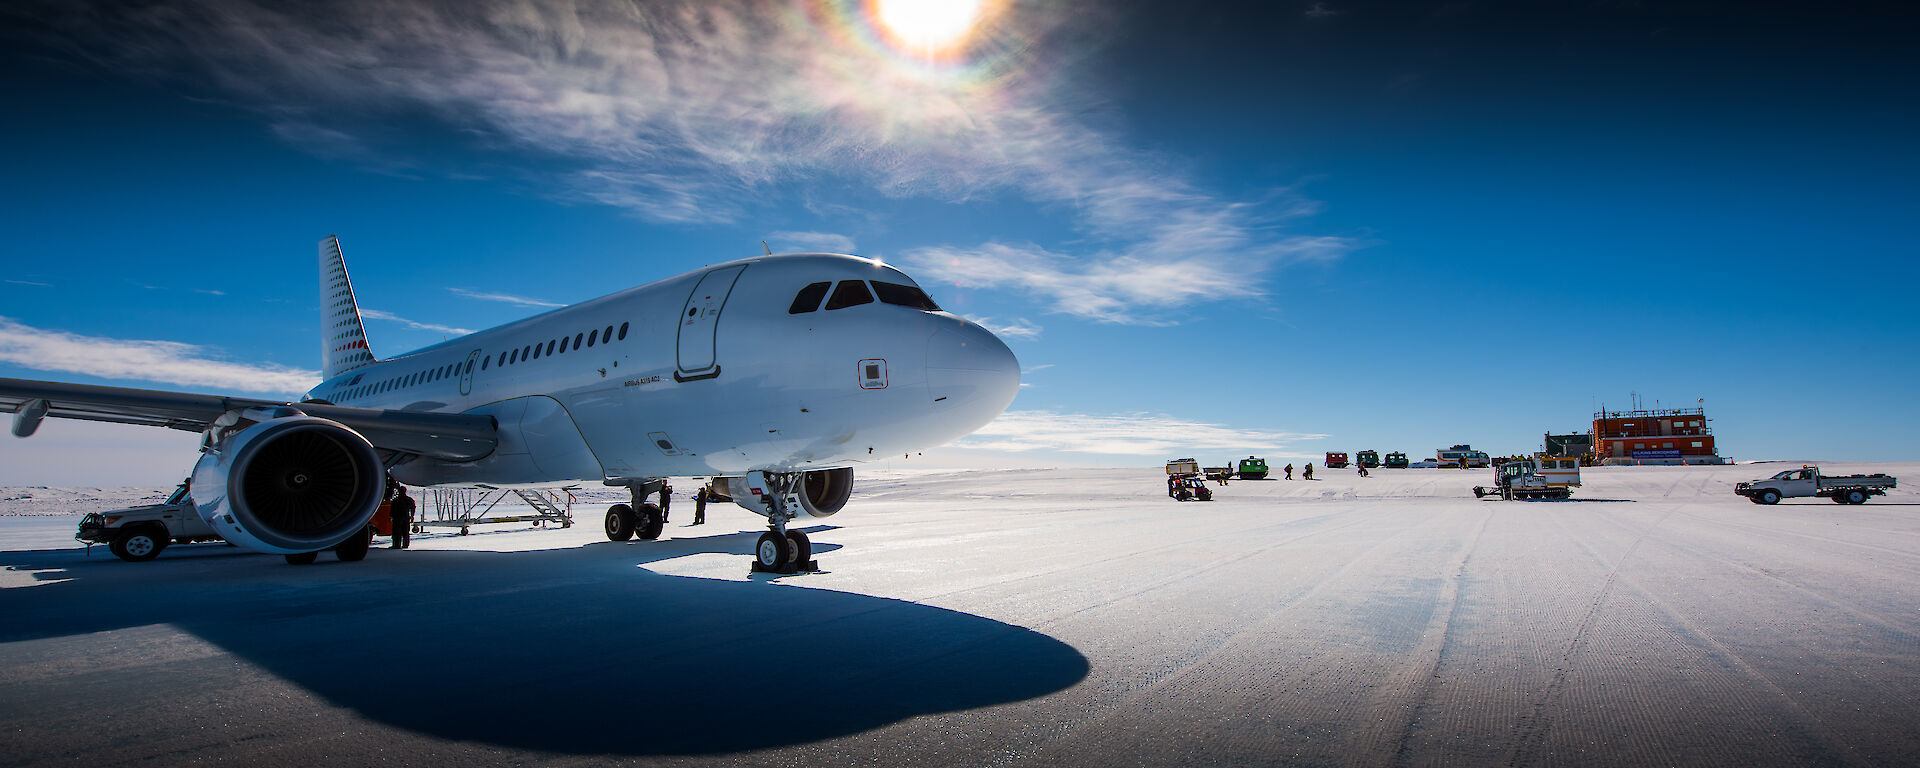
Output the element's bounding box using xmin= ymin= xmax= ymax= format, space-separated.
xmin=926 ymin=320 xmax=1020 ymax=420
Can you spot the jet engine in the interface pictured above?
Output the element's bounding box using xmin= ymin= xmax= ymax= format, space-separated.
xmin=190 ymin=408 xmax=387 ymax=554
xmin=725 ymin=468 xmax=853 ymax=519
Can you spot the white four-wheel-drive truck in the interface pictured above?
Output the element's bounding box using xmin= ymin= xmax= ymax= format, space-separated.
xmin=75 ymin=482 xmax=224 ymax=562
xmin=1735 ymin=466 xmax=1897 ymax=505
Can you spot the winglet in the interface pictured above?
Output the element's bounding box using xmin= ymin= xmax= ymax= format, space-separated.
xmin=320 ymin=235 xmax=377 ymax=379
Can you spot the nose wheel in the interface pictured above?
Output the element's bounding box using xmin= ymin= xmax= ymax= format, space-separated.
xmin=752 ymin=529 xmax=816 ymax=573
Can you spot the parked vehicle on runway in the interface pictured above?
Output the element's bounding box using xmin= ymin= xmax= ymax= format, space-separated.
xmin=1735 ymin=466 xmax=1897 ymax=505
xmin=1169 ymin=475 xmax=1214 ymax=502
xmin=1437 ymin=444 xmax=1490 ymax=469
xmin=1382 ymin=452 xmax=1410 ymax=469
xmin=1355 ymin=450 xmax=1380 ymax=468
xmin=1474 ymin=456 xmax=1581 ymax=500
xmin=1237 ymin=456 xmax=1270 ymax=480
xmin=75 ymin=481 xmax=224 ymax=562
xmin=1324 ymin=452 xmax=1349 ymax=469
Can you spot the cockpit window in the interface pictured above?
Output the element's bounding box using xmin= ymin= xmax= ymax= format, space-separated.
xmin=872 ymin=281 xmax=940 ymax=311
xmin=824 ymin=280 xmax=874 ymax=310
xmin=789 ymin=281 xmax=831 ymax=314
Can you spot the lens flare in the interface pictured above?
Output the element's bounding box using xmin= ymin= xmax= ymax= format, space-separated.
xmin=872 ymin=0 xmax=984 ymax=56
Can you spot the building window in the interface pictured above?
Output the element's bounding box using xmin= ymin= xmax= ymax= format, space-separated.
xmin=1662 ymin=442 xmax=1673 ymax=449
xmin=1692 ymin=441 xmax=1703 ymax=448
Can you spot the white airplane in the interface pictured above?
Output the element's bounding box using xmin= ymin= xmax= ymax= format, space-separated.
xmin=1 ymin=236 xmax=1020 ymax=569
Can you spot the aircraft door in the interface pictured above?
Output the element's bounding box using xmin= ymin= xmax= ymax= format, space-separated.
xmin=675 ymin=265 xmax=746 ymax=381
xmin=458 ymin=349 xmax=481 ymax=396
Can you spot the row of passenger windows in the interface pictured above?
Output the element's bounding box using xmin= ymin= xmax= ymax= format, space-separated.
xmin=329 ymin=321 xmax=631 ymax=402
xmin=789 ymin=279 xmax=940 ymax=315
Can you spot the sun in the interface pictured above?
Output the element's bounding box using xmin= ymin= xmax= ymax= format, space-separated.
xmin=871 ymin=0 xmax=986 ymax=56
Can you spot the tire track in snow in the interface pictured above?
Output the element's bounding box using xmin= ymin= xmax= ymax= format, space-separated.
xmin=1365 ymin=506 xmax=1494 ymax=767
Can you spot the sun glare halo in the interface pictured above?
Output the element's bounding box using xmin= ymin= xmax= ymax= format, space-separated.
xmin=872 ymin=0 xmax=986 ymax=56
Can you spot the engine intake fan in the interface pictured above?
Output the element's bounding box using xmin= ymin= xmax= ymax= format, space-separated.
xmin=192 ymin=413 xmax=386 ymax=554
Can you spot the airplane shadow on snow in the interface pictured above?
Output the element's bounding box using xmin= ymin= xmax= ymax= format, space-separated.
xmin=0 ymin=527 xmax=1091 ymax=755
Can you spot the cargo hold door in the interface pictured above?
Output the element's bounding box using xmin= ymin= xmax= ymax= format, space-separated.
xmin=675 ymin=265 xmax=746 ymax=382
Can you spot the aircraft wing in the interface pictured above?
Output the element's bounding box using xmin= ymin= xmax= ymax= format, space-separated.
xmin=0 ymin=378 xmax=496 ymax=461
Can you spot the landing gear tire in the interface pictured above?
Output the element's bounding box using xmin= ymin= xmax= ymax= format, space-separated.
xmin=605 ymin=504 xmax=635 ymax=541
xmin=1758 ymin=489 xmax=1782 ymax=505
xmin=110 ymin=526 xmax=167 ymax=562
xmin=785 ymin=530 xmax=813 ymax=566
xmin=756 ymin=531 xmax=793 ymax=570
xmin=334 ymin=525 xmax=373 ymax=562
xmin=284 ymin=551 xmax=320 ymax=565
xmin=636 ymin=503 xmax=664 ymax=540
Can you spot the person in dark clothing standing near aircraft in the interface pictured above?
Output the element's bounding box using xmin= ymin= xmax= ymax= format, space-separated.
xmin=389 ymin=485 xmax=415 ymax=549
xmin=693 ymin=485 xmax=708 ymax=525
xmin=658 ymin=482 xmax=672 ymax=523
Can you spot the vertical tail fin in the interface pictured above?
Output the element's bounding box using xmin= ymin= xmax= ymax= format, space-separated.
xmin=320 ymin=235 xmax=376 ymax=379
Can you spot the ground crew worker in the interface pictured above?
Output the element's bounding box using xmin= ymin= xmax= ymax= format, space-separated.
xmin=1358 ymin=462 xmax=1370 ymax=477
xmin=659 ymin=482 xmax=672 ymax=524
xmin=693 ymin=486 xmax=708 ymax=525
xmin=1303 ymin=463 xmax=1314 ymax=481
xmin=390 ymin=485 xmax=415 ymax=549
xmin=1284 ymin=463 xmax=1294 ymax=480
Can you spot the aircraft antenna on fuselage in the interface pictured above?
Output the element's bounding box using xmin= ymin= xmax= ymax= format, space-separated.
xmin=319 ymin=235 xmax=378 ymax=379
xmin=761 ymin=241 xmax=772 ymax=256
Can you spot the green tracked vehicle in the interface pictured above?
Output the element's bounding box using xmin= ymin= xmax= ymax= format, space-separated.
xmin=1237 ymin=456 xmax=1269 ymax=480
xmin=1356 ymin=450 xmax=1381 ymax=468
xmin=1383 ymin=452 xmax=1410 ymax=469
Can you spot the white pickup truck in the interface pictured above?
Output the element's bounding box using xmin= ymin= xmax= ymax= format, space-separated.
xmin=1734 ymin=466 xmax=1898 ymax=505
xmin=75 ymin=482 xmax=223 ymax=561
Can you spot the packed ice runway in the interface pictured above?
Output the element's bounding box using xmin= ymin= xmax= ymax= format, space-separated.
xmin=3 ymin=462 xmax=1918 ymax=766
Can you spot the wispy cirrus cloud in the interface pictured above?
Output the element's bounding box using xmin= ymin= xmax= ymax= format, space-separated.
xmin=359 ymin=309 xmax=473 ymax=337
xmin=958 ymin=410 xmax=1325 ymax=457
xmin=448 ymin=287 xmax=562 ymax=309
xmin=30 ymin=0 xmax=1354 ymax=323
xmin=0 ymin=317 xmax=316 ymax=395
xmin=5 ymin=280 xmax=52 ymax=288
xmin=768 ymin=230 xmax=857 ymax=254
xmin=971 ymin=317 xmax=1042 ymax=340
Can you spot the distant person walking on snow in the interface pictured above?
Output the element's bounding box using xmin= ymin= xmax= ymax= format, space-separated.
xmin=1284 ymin=463 xmax=1294 ymax=480
xmin=389 ymin=485 xmax=415 ymax=550
xmin=1303 ymin=463 xmax=1314 ymax=481
xmin=1358 ymin=462 xmax=1369 ymax=477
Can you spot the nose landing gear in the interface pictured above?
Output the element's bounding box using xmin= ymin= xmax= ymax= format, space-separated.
xmin=748 ymin=472 xmax=818 ymax=574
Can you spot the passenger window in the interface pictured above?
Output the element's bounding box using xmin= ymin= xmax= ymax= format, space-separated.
xmin=546 ymin=340 xmax=556 ymax=356
xmin=523 ymin=345 xmax=532 ymax=360
xmin=481 ymin=358 xmax=489 ymax=371
xmin=588 ymin=329 xmax=598 ymax=347
xmin=825 ymin=280 xmax=874 ymax=310
xmin=532 ymin=344 xmax=542 ymax=360
xmin=604 ymin=325 xmax=614 ymax=343
xmin=872 ymin=281 xmax=940 ymax=311
xmin=573 ymin=332 xmax=584 ymax=349
xmin=618 ymin=322 xmax=629 ymax=340
xmin=789 ymin=281 xmax=831 ymax=314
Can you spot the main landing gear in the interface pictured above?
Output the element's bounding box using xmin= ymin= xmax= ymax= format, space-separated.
xmin=604 ymin=479 xmax=666 ymax=542
xmin=747 ymin=472 xmax=817 ymax=575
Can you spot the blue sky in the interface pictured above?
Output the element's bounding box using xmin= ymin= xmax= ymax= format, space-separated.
xmin=2 ymin=0 xmax=1916 ymax=484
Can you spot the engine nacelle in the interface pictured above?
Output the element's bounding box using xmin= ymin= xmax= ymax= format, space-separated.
xmin=190 ymin=411 xmax=386 ymax=554
xmin=725 ymin=468 xmax=853 ymax=519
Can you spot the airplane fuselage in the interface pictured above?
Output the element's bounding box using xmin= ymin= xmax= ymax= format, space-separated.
xmin=306 ymin=254 xmax=1017 ymax=487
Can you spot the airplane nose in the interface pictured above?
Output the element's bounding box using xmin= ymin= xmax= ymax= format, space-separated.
xmin=927 ymin=319 xmax=1020 ymax=421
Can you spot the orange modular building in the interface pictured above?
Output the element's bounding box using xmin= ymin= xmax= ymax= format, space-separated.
xmin=1592 ymin=406 xmax=1721 ymax=464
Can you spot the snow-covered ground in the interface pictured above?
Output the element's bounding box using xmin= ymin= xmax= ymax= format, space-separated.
xmin=2 ymin=462 xmax=1917 ymax=766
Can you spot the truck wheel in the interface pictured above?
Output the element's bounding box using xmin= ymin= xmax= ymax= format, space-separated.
xmin=111 ymin=526 xmax=167 ymax=562
xmin=334 ymin=525 xmax=373 ymax=562
xmin=1845 ymin=489 xmax=1868 ymax=505
xmin=1758 ymin=489 xmax=1781 ymax=505
xmin=1830 ymin=495 xmax=1848 ymax=504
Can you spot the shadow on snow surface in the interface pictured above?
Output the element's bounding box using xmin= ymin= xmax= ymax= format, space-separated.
xmin=0 ymin=529 xmax=1090 ymax=756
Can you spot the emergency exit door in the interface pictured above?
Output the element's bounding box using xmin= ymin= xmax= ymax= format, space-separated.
xmin=675 ymin=265 xmax=746 ymax=381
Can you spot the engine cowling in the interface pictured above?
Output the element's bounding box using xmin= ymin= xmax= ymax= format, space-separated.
xmin=190 ymin=412 xmax=386 ymax=554
xmin=725 ymin=468 xmax=853 ymax=519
